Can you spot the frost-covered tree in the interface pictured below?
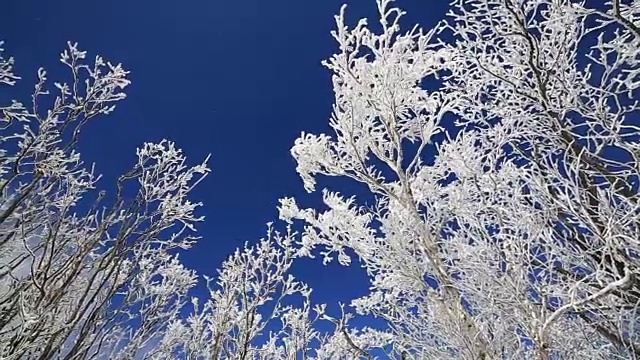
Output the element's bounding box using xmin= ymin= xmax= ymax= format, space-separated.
xmin=279 ymin=0 xmax=640 ymax=359
xmin=144 ymin=223 xmax=396 ymax=360
xmin=0 ymin=42 xmax=210 ymax=359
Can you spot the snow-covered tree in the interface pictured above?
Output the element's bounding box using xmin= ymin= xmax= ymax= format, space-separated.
xmin=146 ymin=222 xmax=397 ymax=360
xmin=280 ymin=0 xmax=640 ymax=358
xmin=0 ymin=42 xmax=210 ymax=359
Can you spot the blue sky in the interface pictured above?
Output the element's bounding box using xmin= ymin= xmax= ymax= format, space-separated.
xmin=1 ymin=0 xmax=447 ymax=308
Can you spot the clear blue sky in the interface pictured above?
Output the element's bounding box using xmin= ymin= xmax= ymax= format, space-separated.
xmin=1 ymin=0 xmax=446 ymax=307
